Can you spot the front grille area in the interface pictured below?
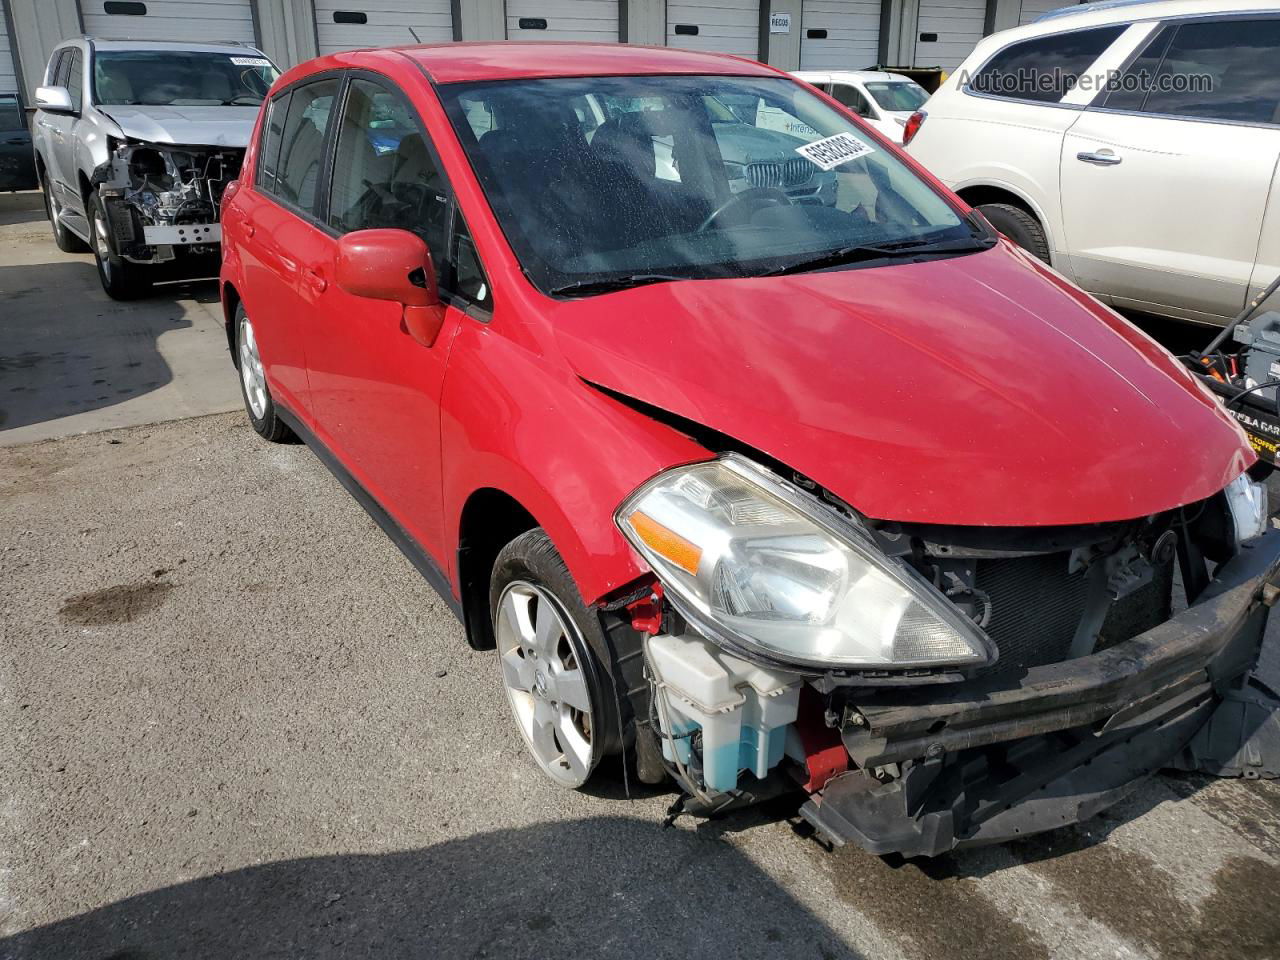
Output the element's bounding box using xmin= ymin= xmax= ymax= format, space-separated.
xmin=746 ymin=157 xmax=813 ymax=189
xmin=976 ymin=552 xmax=1091 ymax=678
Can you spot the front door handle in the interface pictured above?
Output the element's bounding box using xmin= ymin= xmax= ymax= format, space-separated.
xmin=1077 ymin=150 xmax=1122 ymax=166
xmin=303 ymin=266 xmax=327 ymax=294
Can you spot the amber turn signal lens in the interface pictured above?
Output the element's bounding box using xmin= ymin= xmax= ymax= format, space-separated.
xmin=629 ymin=511 xmax=703 ymax=575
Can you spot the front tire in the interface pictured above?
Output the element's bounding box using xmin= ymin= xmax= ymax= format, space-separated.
xmin=235 ymin=304 xmax=294 ymax=443
xmin=90 ymin=193 xmax=152 ymax=300
xmin=491 ymin=529 xmax=623 ymax=788
xmin=977 ymin=202 xmax=1051 ymax=265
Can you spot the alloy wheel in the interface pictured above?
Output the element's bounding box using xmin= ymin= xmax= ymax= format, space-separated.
xmin=238 ymin=315 xmax=268 ymax=420
xmin=495 ymin=580 xmax=599 ymax=787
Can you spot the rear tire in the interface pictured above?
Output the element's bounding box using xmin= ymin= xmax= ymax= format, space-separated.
xmin=977 ymin=202 xmax=1051 ymax=265
xmin=490 ymin=529 xmax=624 ymax=788
xmin=235 ymin=303 xmax=295 ymax=443
xmin=90 ymin=192 xmax=152 ymax=300
xmin=43 ymin=178 xmax=89 ymax=253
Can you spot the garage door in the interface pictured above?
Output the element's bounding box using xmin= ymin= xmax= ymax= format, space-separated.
xmin=666 ymin=1 xmax=760 ymax=57
xmin=80 ymin=0 xmax=257 ymax=44
xmin=1018 ymin=0 xmax=1068 ymax=25
xmin=914 ymin=0 xmax=986 ymax=72
xmin=0 ymin=3 xmax=17 ymax=96
xmin=506 ymin=0 xmax=620 ymax=42
xmin=799 ymin=0 xmax=881 ymax=70
xmin=315 ymin=1 xmax=453 ymax=54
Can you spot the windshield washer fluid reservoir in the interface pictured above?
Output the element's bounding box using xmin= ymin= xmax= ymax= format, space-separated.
xmin=646 ymin=633 xmax=801 ymax=793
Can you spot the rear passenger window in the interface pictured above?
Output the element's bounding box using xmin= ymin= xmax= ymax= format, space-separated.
xmin=830 ymin=83 xmax=872 ymax=118
xmin=257 ymin=93 xmax=288 ymax=195
xmin=272 ymin=78 xmax=339 ymax=213
xmin=65 ymin=51 xmax=84 ymax=112
xmin=327 ymin=78 xmax=450 ymax=268
xmin=969 ymin=26 xmax=1127 ymax=102
xmin=1106 ymin=18 xmax=1280 ymax=125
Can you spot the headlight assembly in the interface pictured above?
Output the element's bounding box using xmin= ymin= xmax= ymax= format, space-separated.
xmin=1225 ymin=472 xmax=1269 ymax=545
xmin=616 ymin=456 xmax=995 ymax=671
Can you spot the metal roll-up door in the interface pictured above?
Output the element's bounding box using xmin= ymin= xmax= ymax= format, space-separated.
xmin=914 ymin=0 xmax=987 ymax=72
xmin=80 ymin=0 xmax=257 ymax=44
xmin=799 ymin=0 xmax=881 ymax=70
xmin=666 ymin=1 xmax=760 ymax=57
xmin=1018 ymin=0 xmax=1067 ymax=25
xmin=315 ymin=1 xmax=454 ymax=54
xmin=0 ymin=4 xmax=17 ymax=95
xmin=506 ymin=0 xmax=620 ymax=42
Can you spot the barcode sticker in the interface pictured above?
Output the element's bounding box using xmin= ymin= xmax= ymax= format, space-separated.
xmin=230 ymin=56 xmax=272 ymax=67
xmin=795 ymin=132 xmax=875 ymax=171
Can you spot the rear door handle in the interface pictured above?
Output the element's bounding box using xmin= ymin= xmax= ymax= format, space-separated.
xmin=1077 ymin=150 xmax=1122 ymax=166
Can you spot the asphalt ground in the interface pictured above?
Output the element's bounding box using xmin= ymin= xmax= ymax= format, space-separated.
xmin=3 ymin=192 xmax=1280 ymax=960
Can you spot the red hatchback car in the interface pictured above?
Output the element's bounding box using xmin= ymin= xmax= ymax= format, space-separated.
xmin=220 ymin=43 xmax=1280 ymax=856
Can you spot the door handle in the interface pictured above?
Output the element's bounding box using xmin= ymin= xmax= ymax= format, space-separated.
xmin=244 ymin=220 xmax=255 ymax=238
xmin=3 ymin=136 xmax=25 ymax=145
xmin=1077 ymin=150 xmax=1122 ymax=166
xmin=303 ymin=266 xmax=327 ymax=294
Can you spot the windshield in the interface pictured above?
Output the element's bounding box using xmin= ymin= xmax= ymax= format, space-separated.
xmin=439 ymin=75 xmax=973 ymax=294
xmin=863 ymin=82 xmax=929 ymax=112
xmin=93 ymin=51 xmax=279 ymax=106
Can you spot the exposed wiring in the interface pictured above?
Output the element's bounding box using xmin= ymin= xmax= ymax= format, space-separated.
xmin=1225 ymin=379 xmax=1280 ymax=411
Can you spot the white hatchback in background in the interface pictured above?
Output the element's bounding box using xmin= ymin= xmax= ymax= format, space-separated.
xmin=791 ymin=70 xmax=931 ymax=144
xmin=903 ymin=0 xmax=1280 ymax=326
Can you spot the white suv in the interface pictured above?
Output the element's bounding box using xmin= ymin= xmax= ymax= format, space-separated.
xmin=905 ymin=0 xmax=1280 ymax=325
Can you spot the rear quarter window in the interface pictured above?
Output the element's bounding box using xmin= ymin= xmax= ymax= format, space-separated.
xmin=968 ymin=25 xmax=1128 ymax=103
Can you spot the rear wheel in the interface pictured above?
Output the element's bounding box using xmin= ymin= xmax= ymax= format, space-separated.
xmin=491 ymin=529 xmax=622 ymax=788
xmin=43 ymin=178 xmax=88 ymax=253
xmin=236 ymin=304 xmax=294 ymax=443
xmin=90 ymin=193 xmax=151 ymax=300
xmin=977 ymin=202 xmax=1051 ymax=265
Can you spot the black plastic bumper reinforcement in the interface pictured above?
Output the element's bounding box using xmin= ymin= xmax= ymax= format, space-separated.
xmin=801 ymin=530 xmax=1280 ymax=857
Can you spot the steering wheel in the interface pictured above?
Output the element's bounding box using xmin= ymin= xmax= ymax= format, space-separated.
xmin=698 ymin=187 xmax=793 ymax=233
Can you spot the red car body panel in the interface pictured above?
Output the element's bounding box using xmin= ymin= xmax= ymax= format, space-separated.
xmin=551 ymin=239 xmax=1253 ymax=526
xmin=221 ymin=44 xmax=1254 ymax=612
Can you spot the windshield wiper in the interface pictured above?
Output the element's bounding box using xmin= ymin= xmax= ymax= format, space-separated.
xmin=761 ymin=236 xmax=995 ymax=277
xmin=548 ymin=274 xmax=686 ymax=298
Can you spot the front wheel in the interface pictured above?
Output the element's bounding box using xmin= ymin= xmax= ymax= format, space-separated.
xmin=491 ymin=529 xmax=623 ymax=788
xmin=976 ymin=202 xmax=1051 ymax=264
xmin=90 ymin=193 xmax=152 ymax=300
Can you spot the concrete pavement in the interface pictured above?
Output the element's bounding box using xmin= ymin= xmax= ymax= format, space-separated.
xmin=0 ymin=192 xmax=240 ymax=447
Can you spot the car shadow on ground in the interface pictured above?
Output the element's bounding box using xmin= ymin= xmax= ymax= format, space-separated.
xmin=0 ymin=816 xmax=860 ymax=960
xmin=0 ymin=260 xmax=219 ymax=434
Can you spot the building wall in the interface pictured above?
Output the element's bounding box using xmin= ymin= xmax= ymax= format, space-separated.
xmin=762 ymin=0 xmax=802 ymax=69
xmin=256 ymin=0 xmax=318 ymax=69
xmin=7 ymin=0 xmax=80 ymax=101
xmin=457 ymin=0 xmax=506 ymax=40
xmin=625 ymin=0 xmax=665 ymax=44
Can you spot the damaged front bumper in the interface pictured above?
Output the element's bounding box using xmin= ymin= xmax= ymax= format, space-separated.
xmin=800 ymin=530 xmax=1280 ymax=857
xmin=91 ymin=141 xmax=241 ymax=264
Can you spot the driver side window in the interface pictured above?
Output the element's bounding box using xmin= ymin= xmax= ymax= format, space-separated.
xmin=327 ymin=77 xmax=450 ymax=271
xmin=830 ymin=84 xmax=871 ymax=118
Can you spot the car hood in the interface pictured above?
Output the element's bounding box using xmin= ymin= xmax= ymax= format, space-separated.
xmin=712 ymin=122 xmax=809 ymax=163
xmin=99 ymin=105 xmax=259 ymax=147
xmin=551 ymin=242 xmax=1252 ymax=526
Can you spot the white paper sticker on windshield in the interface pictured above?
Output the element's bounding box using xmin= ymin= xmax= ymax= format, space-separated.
xmin=230 ymin=56 xmax=272 ymax=67
xmin=795 ymin=132 xmax=875 ymax=171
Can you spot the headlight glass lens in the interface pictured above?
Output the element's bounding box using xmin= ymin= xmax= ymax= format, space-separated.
xmin=616 ymin=458 xmax=993 ymax=669
xmin=1225 ymin=473 xmax=1268 ymax=544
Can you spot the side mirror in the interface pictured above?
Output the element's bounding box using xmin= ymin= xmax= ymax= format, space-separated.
xmin=34 ymin=86 xmax=74 ymax=114
xmin=334 ymin=228 xmax=445 ymax=347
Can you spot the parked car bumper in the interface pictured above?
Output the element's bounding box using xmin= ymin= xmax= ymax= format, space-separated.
xmin=801 ymin=530 xmax=1280 ymax=857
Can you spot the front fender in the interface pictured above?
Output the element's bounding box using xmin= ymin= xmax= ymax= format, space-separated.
xmin=440 ymin=320 xmax=709 ymax=606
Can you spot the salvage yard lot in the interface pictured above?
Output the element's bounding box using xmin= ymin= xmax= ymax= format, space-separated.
xmin=3 ymin=193 xmax=1280 ymax=959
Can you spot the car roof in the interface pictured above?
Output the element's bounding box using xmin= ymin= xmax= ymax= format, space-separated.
xmin=83 ymin=37 xmax=270 ymax=56
xmin=793 ymin=70 xmax=918 ymax=85
xmin=290 ymin=42 xmax=781 ymax=85
xmin=1001 ymin=0 xmax=1274 ymax=33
